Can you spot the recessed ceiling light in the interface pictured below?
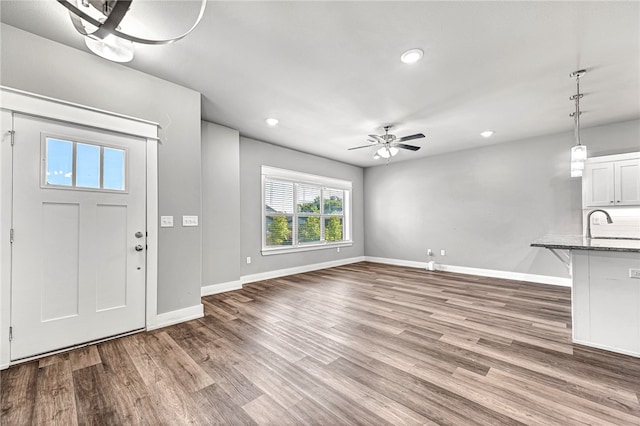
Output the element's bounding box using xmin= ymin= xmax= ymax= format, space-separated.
xmin=265 ymin=118 xmax=279 ymax=126
xmin=400 ymin=48 xmax=424 ymax=64
xmin=480 ymin=130 xmax=495 ymax=138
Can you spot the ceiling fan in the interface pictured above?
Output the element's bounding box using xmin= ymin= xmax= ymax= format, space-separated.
xmin=348 ymin=126 xmax=425 ymax=160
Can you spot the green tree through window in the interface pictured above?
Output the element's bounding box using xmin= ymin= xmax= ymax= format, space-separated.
xmin=298 ymin=197 xmax=320 ymax=213
xmin=326 ymin=217 xmax=343 ymax=241
xmin=299 ymin=216 xmax=321 ymax=242
xmin=324 ymin=196 xmax=343 ymax=214
xmin=268 ymin=216 xmax=291 ymax=245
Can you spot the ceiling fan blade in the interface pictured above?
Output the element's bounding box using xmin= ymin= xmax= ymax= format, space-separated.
xmin=348 ymin=145 xmax=376 ymax=151
xmin=368 ymin=134 xmax=384 ymax=143
xmin=396 ymin=133 xmax=425 ymax=142
xmin=366 ymin=139 xmax=378 ymax=144
xmin=396 ymin=143 xmax=421 ymax=151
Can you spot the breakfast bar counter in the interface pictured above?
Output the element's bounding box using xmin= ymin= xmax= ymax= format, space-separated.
xmin=531 ymin=235 xmax=640 ymax=252
xmin=532 ymin=235 xmax=640 ymax=357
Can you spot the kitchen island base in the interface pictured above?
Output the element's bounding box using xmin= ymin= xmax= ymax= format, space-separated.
xmin=572 ymin=249 xmax=640 ymax=357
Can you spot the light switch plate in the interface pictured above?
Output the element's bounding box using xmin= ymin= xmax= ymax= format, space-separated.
xmin=183 ymin=215 xmax=198 ymax=227
xmin=160 ymin=216 xmax=174 ymax=227
xmin=630 ymin=269 xmax=640 ymax=279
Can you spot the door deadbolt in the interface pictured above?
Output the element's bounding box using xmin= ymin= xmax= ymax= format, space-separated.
xmin=135 ymin=231 xmax=144 ymax=238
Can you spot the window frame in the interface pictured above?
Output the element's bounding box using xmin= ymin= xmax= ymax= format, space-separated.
xmin=40 ymin=133 xmax=129 ymax=193
xmin=261 ymin=166 xmax=352 ymax=255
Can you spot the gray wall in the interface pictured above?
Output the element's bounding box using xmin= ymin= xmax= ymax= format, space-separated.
xmin=201 ymin=121 xmax=241 ymax=286
xmin=364 ymin=119 xmax=640 ymax=279
xmin=240 ymin=137 xmax=365 ymax=276
xmin=1 ymin=24 xmax=203 ymax=314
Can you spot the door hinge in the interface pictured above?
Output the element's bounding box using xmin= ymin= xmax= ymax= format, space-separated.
xmin=8 ymin=130 xmax=15 ymax=146
xmin=9 ymin=327 xmax=13 ymax=342
xmin=10 ymin=228 xmax=14 ymax=243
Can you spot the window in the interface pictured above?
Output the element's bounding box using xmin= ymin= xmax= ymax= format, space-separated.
xmin=262 ymin=166 xmax=352 ymax=254
xmin=43 ymin=137 xmax=126 ymax=191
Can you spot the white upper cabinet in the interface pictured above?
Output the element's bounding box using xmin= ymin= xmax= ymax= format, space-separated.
xmin=615 ymin=159 xmax=640 ymax=205
xmin=583 ymin=153 xmax=640 ymax=208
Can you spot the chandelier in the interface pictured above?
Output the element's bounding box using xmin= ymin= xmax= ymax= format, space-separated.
xmin=56 ymin=0 xmax=207 ymax=62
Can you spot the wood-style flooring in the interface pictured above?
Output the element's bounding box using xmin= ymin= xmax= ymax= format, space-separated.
xmin=2 ymin=262 xmax=640 ymax=425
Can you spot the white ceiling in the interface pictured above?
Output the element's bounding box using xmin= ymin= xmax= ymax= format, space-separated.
xmin=1 ymin=1 xmax=639 ymax=167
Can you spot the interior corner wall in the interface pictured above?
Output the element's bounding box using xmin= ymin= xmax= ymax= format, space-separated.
xmin=240 ymin=137 xmax=365 ymax=276
xmin=0 ymin=24 xmax=203 ymax=315
xmin=201 ymin=121 xmax=241 ymax=287
xmin=363 ymin=119 xmax=640 ymax=279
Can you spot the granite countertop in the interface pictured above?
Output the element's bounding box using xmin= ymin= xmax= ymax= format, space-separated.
xmin=531 ymin=235 xmax=640 ymax=253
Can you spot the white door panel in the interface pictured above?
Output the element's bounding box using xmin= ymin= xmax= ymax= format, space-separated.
xmin=40 ymin=202 xmax=81 ymax=322
xmin=95 ymin=204 xmax=129 ymax=312
xmin=11 ymin=114 xmax=146 ymax=360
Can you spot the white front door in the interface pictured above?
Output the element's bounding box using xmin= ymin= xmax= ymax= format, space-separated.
xmin=10 ymin=114 xmax=146 ymax=360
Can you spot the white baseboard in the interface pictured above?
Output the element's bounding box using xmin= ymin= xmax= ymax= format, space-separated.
xmin=0 ymin=363 xmax=8 ymax=371
xmin=201 ymin=280 xmax=242 ymax=296
xmin=438 ymin=264 xmax=571 ymax=287
xmin=364 ymin=256 xmax=571 ymax=287
xmin=241 ymin=256 xmax=366 ymax=285
xmin=147 ymin=303 xmax=204 ymax=331
xmin=572 ymin=338 xmax=640 ymax=358
xmin=365 ymin=256 xmax=427 ymax=270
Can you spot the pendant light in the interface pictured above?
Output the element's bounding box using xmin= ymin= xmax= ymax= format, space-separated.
xmin=569 ymin=70 xmax=587 ymax=177
xmin=56 ymin=0 xmax=206 ymax=62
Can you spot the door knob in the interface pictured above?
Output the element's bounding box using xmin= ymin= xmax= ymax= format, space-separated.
xmin=135 ymin=245 xmax=144 ymax=252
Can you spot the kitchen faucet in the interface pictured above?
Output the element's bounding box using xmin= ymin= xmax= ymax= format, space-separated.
xmin=586 ymin=209 xmax=613 ymax=239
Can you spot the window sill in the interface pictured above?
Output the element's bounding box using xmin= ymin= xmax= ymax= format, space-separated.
xmin=261 ymin=241 xmax=353 ymax=256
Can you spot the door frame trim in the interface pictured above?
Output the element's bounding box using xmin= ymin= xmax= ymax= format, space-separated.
xmin=0 ymin=86 xmax=159 ymax=368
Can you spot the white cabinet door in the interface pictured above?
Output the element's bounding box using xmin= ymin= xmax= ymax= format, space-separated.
xmin=614 ymin=159 xmax=640 ymax=205
xmin=584 ymin=162 xmax=614 ymax=207
xmin=10 ymin=114 xmax=147 ymax=360
xmin=587 ymin=251 xmax=640 ymax=355
xmin=572 ymin=250 xmax=640 ymax=357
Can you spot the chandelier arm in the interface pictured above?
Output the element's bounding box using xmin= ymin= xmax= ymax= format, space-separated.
xmin=91 ymin=0 xmax=131 ymax=40
xmin=58 ymin=0 xmax=207 ymax=45
xmin=56 ymin=0 xmax=103 ymax=33
xmin=111 ymin=0 xmax=207 ymax=45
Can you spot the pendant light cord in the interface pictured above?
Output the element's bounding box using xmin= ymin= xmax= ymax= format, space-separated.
xmin=574 ymin=75 xmax=581 ymax=146
xmin=570 ymin=70 xmax=586 ymax=147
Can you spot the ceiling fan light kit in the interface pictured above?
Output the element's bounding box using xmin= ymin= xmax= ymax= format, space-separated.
xmin=348 ymin=125 xmax=425 ymax=163
xmin=57 ymin=0 xmax=207 ymax=62
xmin=377 ymin=146 xmax=399 ymax=159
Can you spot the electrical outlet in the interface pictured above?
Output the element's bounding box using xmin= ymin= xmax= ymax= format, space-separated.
xmin=592 ymin=217 xmax=601 ymax=225
xmin=160 ymin=216 xmax=173 ymax=227
xmin=337 ymin=247 xmax=340 ymax=253
xmin=629 ymin=269 xmax=640 ymax=279
xmin=427 ymin=249 xmax=433 ymax=256
xmin=440 ymin=249 xmax=446 ymax=256
xmin=246 ymin=256 xmax=251 ymax=264
xmin=182 ymin=215 xmax=198 ymax=227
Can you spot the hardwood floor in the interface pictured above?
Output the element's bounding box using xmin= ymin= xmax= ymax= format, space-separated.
xmin=2 ymin=261 xmax=640 ymax=425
